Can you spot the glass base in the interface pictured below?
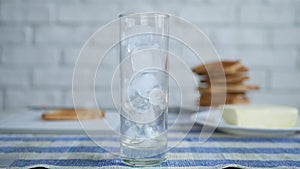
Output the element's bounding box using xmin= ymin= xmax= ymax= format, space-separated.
xmin=121 ymin=157 xmax=166 ymax=166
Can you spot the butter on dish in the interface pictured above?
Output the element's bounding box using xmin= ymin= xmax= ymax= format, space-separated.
xmin=222 ymin=105 xmax=298 ymax=129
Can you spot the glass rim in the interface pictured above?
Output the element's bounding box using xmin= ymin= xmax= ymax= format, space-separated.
xmin=119 ymin=12 xmax=169 ymax=18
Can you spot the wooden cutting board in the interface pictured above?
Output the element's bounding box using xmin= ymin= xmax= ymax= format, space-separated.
xmin=0 ymin=110 xmax=120 ymax=134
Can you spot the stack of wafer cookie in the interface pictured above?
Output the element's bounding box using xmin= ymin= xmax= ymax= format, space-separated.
xmin=192 ymin=61 xmax=259 ymax=107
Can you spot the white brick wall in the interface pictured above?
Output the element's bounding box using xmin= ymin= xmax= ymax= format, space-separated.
xmin=0 ymin=0 xmax=299 ymax=110
xmin=58 ymin=2 xmax=118 ymax=23
xmin=212 ymin=27 xmax=271 ymax=46
xmin=249 ymin=91 xmax=300 ymax=108
xmin=32 ymin=68 xmax=74 ymax=88
xmin=247 ymin=69 xmax=268 ymax=90
xmin=270 ymin=71 xmax=300 ymax=90
xmin=0 ymin=68 xmax=30 ymax=87
xmin=65 ymin=89 xmax=118 ymax=109
xmin=34 ymin=26 xmax=95 ymax=46
xmin=5 ymin=89 xmax=62 ymax=109
xmin=0 ymin=3 xmax=51 ymax=22
xmin=239 ymin=4 xmax=296 ymax=25
xmin=180 ymin=3 xmax=237 ymax=24
xmin=238 ymin=48 xmax=298 ymax=68
xmin=0 ymin=27 xmax=31 ymax=44
xmin=2 ymin=46 xmax=60 ymax=66
xmin=271 ymin=28 xmax=300 ymax=46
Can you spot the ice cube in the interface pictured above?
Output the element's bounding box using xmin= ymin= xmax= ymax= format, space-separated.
xmin=133 ymin=107 xmax=156 ymax=123
xmin=149 ymin=88 xmax=164 ymax=106
xmin=125 ymin=125 xmax=142 ymax=139
xmin=129 ymin=71 xmax=160 ymax=99
xmin=144 ymin=124 xmax=160 ymax=139
xmin=124 ymin=99 xmax=156 ymax=123
xmin=125 ymin=69 xmax=167 ymax=123
xmin=129 ymin=91 xmax=150 ymax=112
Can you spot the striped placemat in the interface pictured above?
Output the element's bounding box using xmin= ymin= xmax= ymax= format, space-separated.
xmin=1 ymin=114 xmax=300 ymax=168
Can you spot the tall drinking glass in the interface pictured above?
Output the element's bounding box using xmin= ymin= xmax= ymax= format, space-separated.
xmin=119 ymin=13 xmax=169 ymax=166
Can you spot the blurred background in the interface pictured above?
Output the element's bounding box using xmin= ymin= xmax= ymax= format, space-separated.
xmin=0 ymin=0 xmax=299 ymax=111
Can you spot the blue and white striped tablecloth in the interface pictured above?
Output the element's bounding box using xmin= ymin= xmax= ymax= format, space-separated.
xmin=1 ymin=114 xmax=300 ymax=169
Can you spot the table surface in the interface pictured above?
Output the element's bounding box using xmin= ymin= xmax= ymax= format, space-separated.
xmin=1 ymin=112 xmax=300 ymax=169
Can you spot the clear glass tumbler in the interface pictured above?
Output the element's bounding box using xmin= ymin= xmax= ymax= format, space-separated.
xmin=119 ymin=13 xmax=169 ymax=166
